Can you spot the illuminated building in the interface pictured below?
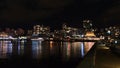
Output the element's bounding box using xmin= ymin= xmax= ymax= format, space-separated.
xmin=61 ymin=23 xmax=80 ymax=38
xmin=32 ymin=25 xmax=50 ymax=40
xmin=33 ymin=25 xmax=41 ymax=36
xmin=32 ymin=25 xmax=50 ymax=36
xmin=83 ymin=20 xmax=93 ymax=31
xmin=85 ymin=31 xmax=96 ymax=37
xmin=0 ymin=32 xmax=13 ymax=39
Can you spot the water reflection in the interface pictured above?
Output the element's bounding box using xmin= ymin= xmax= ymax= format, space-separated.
xmin=0 ymin=40 xmax=95 ymax=62
xmin=49 ymin=41 xmax=61 ymax=59
xmin=18 ymin=40 xmax=25 ymax=55
xmin=61 ymin=42 xmax=95 ymax=61
xmin=71 ymin=42 xmax=82 ymax=58
xmin=0 ymin=40 xmax=12 ymax=58
xmin=50 ymin=41 xmax=54 ymax=55
xmin=84 ymin=42 xmax=95 ymax=53
xmin=32 ymin=40 xmax=42 ymax=59
xmin=81 ymin=42 xmax=84 ymax=58
xmin=62 ymin=42 xmax=71 ymax=61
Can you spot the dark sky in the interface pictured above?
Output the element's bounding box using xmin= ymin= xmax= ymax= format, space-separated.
xmin=0 ymin=0 xmax=120 ymax=29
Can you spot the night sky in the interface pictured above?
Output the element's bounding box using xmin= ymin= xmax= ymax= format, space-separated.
xmin=0 ymin=0 xmax=120 ymax=29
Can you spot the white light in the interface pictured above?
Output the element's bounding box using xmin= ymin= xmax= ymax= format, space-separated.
xmin=115 ymin=41 xmax=117 ymax=44
xmin=107 ymin=30 xmax=111 ymax=34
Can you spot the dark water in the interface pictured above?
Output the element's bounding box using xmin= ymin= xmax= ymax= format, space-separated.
xmin=0 ymin=40 xmax=95 ymax=68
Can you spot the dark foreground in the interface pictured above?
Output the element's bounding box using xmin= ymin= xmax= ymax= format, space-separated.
xmin=0 ymin=57 xmax=81 ymax=68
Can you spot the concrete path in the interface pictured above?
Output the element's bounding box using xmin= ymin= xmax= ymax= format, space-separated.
xmin=95 ymin=44 xmax=120 ymax=68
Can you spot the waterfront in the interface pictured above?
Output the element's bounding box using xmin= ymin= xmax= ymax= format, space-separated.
xmin=0 ymin=40 xmax=95 ymax=68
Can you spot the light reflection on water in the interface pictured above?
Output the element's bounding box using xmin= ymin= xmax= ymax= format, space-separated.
xmin=18 ymin=40 xmax=25 ymax=55
xmin=0 ymin=40 xmax=12 ymax=58
xmin=0 ymin=40 xmax=95 ymax=61
xmin=32 ymin=40 xmax=42 ymax=59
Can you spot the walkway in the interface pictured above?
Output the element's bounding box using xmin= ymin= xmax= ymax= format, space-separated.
xmin=95 ymin=44 xmax=120 ymax=68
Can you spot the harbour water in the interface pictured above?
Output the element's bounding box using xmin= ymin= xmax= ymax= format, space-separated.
xmin=0 ymin=40 xmax=95 ymax=68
